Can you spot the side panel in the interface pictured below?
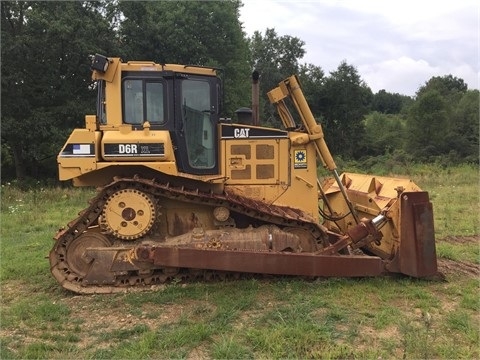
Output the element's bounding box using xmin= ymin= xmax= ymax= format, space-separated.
xmin=224 ymin=138 xmax=287 ymax=185
xmin=222 ymin=124 xmax=289 ymax=204
xmin=280 ymin=141 xmax=319 ymax=220
xmin=221 ymin=124 xmax=320 ymax=221
xmin=57 ymin=128 xmax=101 ymax=181
xmin=222 ymin=123 xmax=289 ymax=186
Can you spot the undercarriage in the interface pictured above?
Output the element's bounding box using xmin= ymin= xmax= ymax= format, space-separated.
xmin=50 ymin=176 xmax=397 ymax=294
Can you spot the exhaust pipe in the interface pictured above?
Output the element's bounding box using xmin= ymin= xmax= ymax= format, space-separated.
xmin=252 ymin=70 xmax=259 ymax=126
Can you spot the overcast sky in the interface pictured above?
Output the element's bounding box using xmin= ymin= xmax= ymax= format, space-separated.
xmin=239 ymin=0 xmax=478 ymax=96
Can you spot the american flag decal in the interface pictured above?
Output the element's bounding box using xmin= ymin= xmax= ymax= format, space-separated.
xmin=60 ymin=143 xmax=95 ymax=157
xmin=73 ymin=144 xmax=92 ymax=155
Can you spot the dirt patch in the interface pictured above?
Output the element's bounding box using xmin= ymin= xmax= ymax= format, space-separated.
xmin=436 ymin=235 xmax=479 ymax=277
xmin=437 ymin=258 xmax=480 ymax=277
xmin=62 ymin=293 xmax=204 ymax=331
xmin=439 ymin=235 xmax=480 ymax=244
xmin=187 ymin=345 xmax=209 ymax=360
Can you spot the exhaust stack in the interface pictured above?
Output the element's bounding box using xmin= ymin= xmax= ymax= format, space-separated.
xmin=252 ymin=70 xmax=259 ymax=126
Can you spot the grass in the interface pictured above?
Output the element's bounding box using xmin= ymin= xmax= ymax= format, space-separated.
xmin=414 ymin=163 xmax=479 ymax=239
xmin=1 ymin=164 xmax=479 ymax=359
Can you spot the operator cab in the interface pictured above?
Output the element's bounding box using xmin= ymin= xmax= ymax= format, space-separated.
xmin=94 ymin=54 xmax=221 ymax=175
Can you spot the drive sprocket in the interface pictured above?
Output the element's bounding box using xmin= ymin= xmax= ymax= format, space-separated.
xmin=100 ymin=188 xmax=156 ymax=240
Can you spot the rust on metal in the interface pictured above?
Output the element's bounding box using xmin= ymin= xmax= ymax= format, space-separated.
xmin=134 ymin=245 xmax=386 ymax=277
xmin=398 ymin=191 xmax=438 ymax=277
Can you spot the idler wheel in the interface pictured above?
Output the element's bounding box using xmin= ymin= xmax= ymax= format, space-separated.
xmin=65 ymin=232 xmax=111 ymax=277
xmin=100 ymin=188 xmax=156 ymax=240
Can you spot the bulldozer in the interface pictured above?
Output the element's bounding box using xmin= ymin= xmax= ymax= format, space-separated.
xmin=50 ymin=54 xmax=438 ymax=294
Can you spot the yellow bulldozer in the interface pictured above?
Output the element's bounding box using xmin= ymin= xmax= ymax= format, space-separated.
xmin=50 ymin=54 xmax=438 ymax=294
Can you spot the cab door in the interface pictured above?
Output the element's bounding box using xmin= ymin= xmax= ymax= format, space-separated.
xmin=172 ymin=75 xmax=220 ymax=175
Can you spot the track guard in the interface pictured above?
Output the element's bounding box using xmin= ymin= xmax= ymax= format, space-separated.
xmin=395 ymin=191 xmax=438 ymax=277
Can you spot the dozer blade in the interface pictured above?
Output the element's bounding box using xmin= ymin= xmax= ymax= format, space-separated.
xmin=322 ymin=173 xmax=438 ymax=278
xmin=394 ymin=191 xmax=437 ymax=277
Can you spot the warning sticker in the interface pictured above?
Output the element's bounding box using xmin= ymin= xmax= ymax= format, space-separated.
xmin=294 ymin=149 xmax=307 ymax=169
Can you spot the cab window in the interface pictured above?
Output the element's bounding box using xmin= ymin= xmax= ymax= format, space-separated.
xmin=123 ymin=79 xmax=165 ymax=125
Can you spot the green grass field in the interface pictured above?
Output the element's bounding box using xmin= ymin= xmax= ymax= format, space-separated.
xmin=1 ymin=164 xmax=478 ymax=359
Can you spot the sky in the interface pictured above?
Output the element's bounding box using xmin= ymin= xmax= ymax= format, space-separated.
xmin=239 ymin=0 xmax=479 ymax=96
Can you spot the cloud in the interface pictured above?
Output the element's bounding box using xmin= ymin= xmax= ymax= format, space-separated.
xmin=240 ymin=0 xmax=479 ymax=96
xmin=359 ymin=57 xmax=439 ymax=95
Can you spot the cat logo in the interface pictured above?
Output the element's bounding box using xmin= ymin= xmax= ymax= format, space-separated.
xmin=234 ymin=128 xmax=250 ymax=138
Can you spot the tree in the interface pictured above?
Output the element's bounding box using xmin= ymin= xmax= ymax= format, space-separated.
xmin=405 ymin=90 xmax=449 ymax=159
xmin=298 ymin=63 xmax=325 ymax=116
xmin=416 ymin=75 xmax=468 ymax=99
xmin=371 ymin=90 xmax=413 ymax=114
xmin=362 ymin=112 xmax=406 ymax=157
xmin=117 ymin=0 xmax=251 ymax=117
xmin=248 ymin=28 xmax=306 ymax=125
xmin=316 ymin=61 xmax=373 ymax=158
xmin=446 ymin=89 xmax=479 ymax=162
xmin=406 ymin=75 xmax=477 ymax=163
xmin=1 ymin=1 xmax=116 ymax=181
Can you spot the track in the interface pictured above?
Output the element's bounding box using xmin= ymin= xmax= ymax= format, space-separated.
xmin=49 ymin=176 xmax=327 ymax=294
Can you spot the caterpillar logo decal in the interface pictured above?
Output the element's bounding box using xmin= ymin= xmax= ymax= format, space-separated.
xmin=220 ymin=124 xmax=288 ymax=139
xmin=234 ymin=128 xmax=250 ymax=138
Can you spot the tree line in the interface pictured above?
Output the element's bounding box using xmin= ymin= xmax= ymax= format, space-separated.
xmin=1 ymin=1 xmax=478 ymax=182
